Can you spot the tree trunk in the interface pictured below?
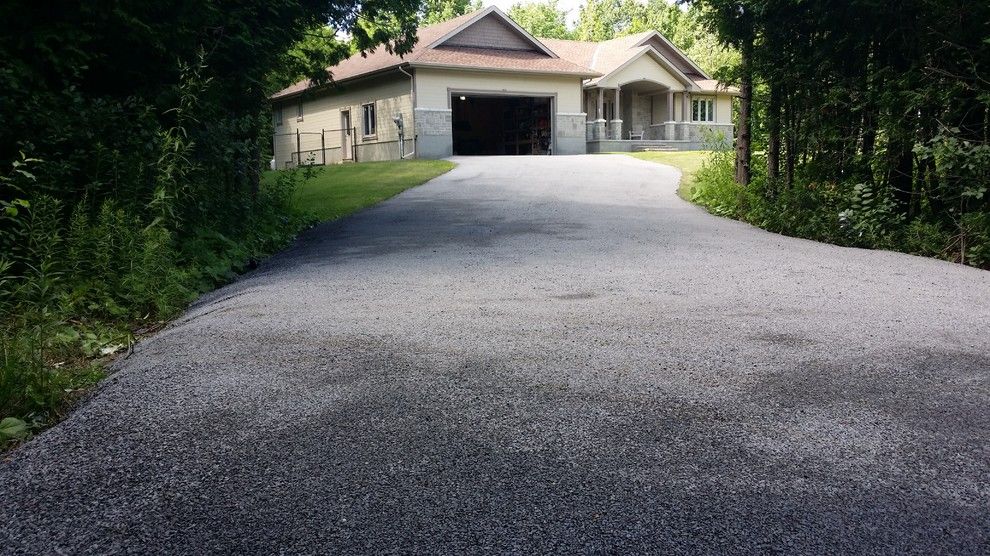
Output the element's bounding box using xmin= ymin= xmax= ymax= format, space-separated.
xmin=767 ymin=81 xmax=782 ymax=191
xmin=888 ymin=138 xmax=915 ymax=216
xmin=784 ymin=86 xmax=796 ymax=189
xmin=735 ymin=37 xmax=753 ymax=186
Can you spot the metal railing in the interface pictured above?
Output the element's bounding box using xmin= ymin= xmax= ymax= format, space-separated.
xmin=273 ymin=127 xmax=413 ymax=168
xmin=273 ymin=127 xmax=357 ymax=168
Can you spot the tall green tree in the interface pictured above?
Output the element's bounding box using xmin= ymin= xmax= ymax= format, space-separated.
xmin=421 ymin=0 xmax=482 ymax=24
xmin=509 ymin=0 xmax=572 ymax=39
xmin=573 ymin=0 xmax=639 ymax=41
xmin=688 ymin=0 xmax=990 ymax=265
xmin=573 ymin=0 xmax=737 ymax=76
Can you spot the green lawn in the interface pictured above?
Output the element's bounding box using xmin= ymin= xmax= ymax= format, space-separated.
xmin=623 ymin=151 xmax=710 ymax=200
xmin=272 ymin=160 xmax=455 ymax=222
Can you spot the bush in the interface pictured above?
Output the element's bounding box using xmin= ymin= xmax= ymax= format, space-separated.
xmin=960 ymin=212 xmax=990 ymax=267
xmin=687 ymin=149 xmax=990 ymax=269
xmin=0 ymin=155 xmax=313 ymax=434
xmin=691 ymin=144 xmax=742 ymax=217
xmin=900 ymin=219 xmax=952 ymax=259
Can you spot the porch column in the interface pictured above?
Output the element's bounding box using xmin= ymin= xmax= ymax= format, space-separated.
xmin=591 ymin=87 xmax=606 ymax=141
xmin=612 ymin=86 xmax=622 ymax=139
xmin=678 ymin=92 xmax=691 ymax=140
xmin=615 ymin=87 xmax=621 ymax=120
xmin=663 ymin=91 xmax=675 ymax=140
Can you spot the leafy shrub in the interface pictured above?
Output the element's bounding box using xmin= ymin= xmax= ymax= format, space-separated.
xmin=691 ymin=145 xmax=742 ymax=217
xmin=960 ymin=212 xmax=990 ymax=267
xmin=0 ymin=137 xmax=313 ymax=429
xmin=687 ymin=148 xmax=989 ymax=268
xmin=900 ymin=219 xmax=951 ymax=259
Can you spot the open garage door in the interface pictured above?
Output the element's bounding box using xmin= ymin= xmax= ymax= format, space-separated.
xmin=451 ymin=95 xmax=552 ymax=155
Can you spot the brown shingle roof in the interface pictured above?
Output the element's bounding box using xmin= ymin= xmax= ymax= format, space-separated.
xmin=413 ymin=46 xmax=598 ymax=76
xmin=272 ymin=8 xmax=595 ymax=100
xmin=272 ymin=10 xmax=482 ymax=100
xmin=272 ymin=9 xmax=734 ymax=101
xmin=541 ymin=33 xmax=655 ymax=79
xmin=543 ymin=32 xmax=738 ymax=94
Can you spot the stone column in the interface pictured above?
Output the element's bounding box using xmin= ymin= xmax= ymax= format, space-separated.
xmin=615 ymin=87 xmax=621 ymax=122
xmin=684 ymin=92 xmax=695 ymax=140
xmin=610 ymin=87 xmax=623 ymax=139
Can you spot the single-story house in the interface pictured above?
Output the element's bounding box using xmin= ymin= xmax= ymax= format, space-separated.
xmin=270 ymin=6 xmax=737 ymax=167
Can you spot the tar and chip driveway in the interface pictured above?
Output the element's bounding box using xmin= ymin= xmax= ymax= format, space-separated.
xmin=2 ymin=155 xmax=989 ymax=554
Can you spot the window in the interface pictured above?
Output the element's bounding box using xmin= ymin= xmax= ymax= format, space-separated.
xmin=296 ymin=102 xmax=304 ymax=121
xmin=362 ymin=102 xmax=377 ymax=137
xmin=273 ymin=106 xmax=283 ymax=127
xmin=692 ymin=97 xmax=715 ymax=122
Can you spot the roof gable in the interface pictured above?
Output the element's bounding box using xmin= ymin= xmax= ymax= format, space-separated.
xmin=439 ymin=13 xmax=539 ymax=52
xmin=594 ymin=47 xmax=685 ymax=89
xmin=635 ymin=32 xmax=709 ymax=79
xmin=431 ymin=7 xmax=557 ymax=57
xmin=591 ymin=46 xmax=697 ymax=89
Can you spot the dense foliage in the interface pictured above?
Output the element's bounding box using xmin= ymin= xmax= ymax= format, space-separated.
xmin=509 ymin=1 xmax=571 ymax=39
xmin=690 ymin=0 xmax=990 ymax=267
xmin=506 ymin=0 xmax=738 ymax=76
xmin=0 ymin=0 xmax=420 ymax=440
xmin=420 ymin=0 xmax=482 ymax=24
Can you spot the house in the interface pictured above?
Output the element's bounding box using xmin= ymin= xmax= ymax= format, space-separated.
xmin=270 ymin=6 xmax=736 ymax=168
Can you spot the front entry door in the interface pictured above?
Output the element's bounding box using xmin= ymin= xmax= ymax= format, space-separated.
xmin=340 ymin=110 xmax=352 ymax=160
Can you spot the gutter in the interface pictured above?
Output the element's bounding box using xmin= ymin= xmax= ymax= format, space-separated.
xmin=397 ymin=64 xmax=416 ymax=159
xmin=407 ymin=62 xmax=600 ymax=79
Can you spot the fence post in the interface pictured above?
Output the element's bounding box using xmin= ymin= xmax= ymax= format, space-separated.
xmin=295 ymin=129 xmax=301 ymax=167
xmin=352 ymin=126 xmax=358 ymax=163
xmin=320 ymin=129 xmax=326 ymax=165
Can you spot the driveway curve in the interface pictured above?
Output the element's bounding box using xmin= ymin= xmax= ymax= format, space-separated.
xmin=2 ymin=155 xmax=989 ymax=554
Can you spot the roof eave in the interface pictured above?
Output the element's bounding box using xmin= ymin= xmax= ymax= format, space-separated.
xmin=269 ymin=63 xmax=412 ymax=102
xmin=587 ymin=47 xmax=699 ymax=90
xmin=635 ymin=31 xmax=711 ymax=80
xmin=408 ymin=61 xmax=600 ymax=79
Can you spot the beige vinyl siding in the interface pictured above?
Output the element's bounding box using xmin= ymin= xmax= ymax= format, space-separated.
xmin=273 ymin=72 xmax=413 ymax=168
xmin=716 ymin=95 xmax=732 ymax=125
xmin=414 ymin=68 xmax=583 ymax=112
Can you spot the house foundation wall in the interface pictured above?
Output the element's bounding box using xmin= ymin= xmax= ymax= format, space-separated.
xmin=556 ymin=113 xmax=587 ymax=155
xmin=414 ymin=108 xmax=453 ymax=158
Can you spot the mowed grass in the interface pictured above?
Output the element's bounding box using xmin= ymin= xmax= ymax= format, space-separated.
xmin=270 ymin=160 xmax=455 ymax=222
xmin=623 ymin=151 xmax=710 ymax=200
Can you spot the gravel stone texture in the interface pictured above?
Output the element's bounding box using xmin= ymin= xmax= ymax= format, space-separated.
xmin=1 ymin=155 xmax=989 ymax=555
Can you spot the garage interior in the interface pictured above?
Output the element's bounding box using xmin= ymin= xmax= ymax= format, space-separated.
xmin=451 ymin=95 xmax=552 ymax=155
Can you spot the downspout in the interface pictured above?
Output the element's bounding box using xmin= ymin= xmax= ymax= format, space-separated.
xmin=398 ymin=65 xmax=415 ymax=159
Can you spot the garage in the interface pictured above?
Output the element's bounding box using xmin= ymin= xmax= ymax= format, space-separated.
xmin=451 ymin=94 xmax=553 ymax=156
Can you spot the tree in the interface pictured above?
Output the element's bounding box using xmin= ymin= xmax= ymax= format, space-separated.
xmin=685 ymin=0 xmax=990 ymax=265
xmin=690 ymin=0 xmax=756 ymax=185
xmin=421 ymin=0 xmax=482 ymax=25
xmin=508 ymin=0 xmax=571 ymax=39
xmin=266 ymin=26 xmax=354 ymax=94
xmin=573 ymin=0 xmax=639 ymax=41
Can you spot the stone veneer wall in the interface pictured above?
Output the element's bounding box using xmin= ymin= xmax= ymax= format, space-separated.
xmin=414 ymin=108 xmax=453 ymax=159
xmin=629 ymin=94 xmax=654 ymax=138
xmin=555 ymin=113 xmax=587 ymax=155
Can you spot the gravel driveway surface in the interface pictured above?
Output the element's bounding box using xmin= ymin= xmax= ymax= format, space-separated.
xmin=2 ymin=155 xmax=989 ymax=554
